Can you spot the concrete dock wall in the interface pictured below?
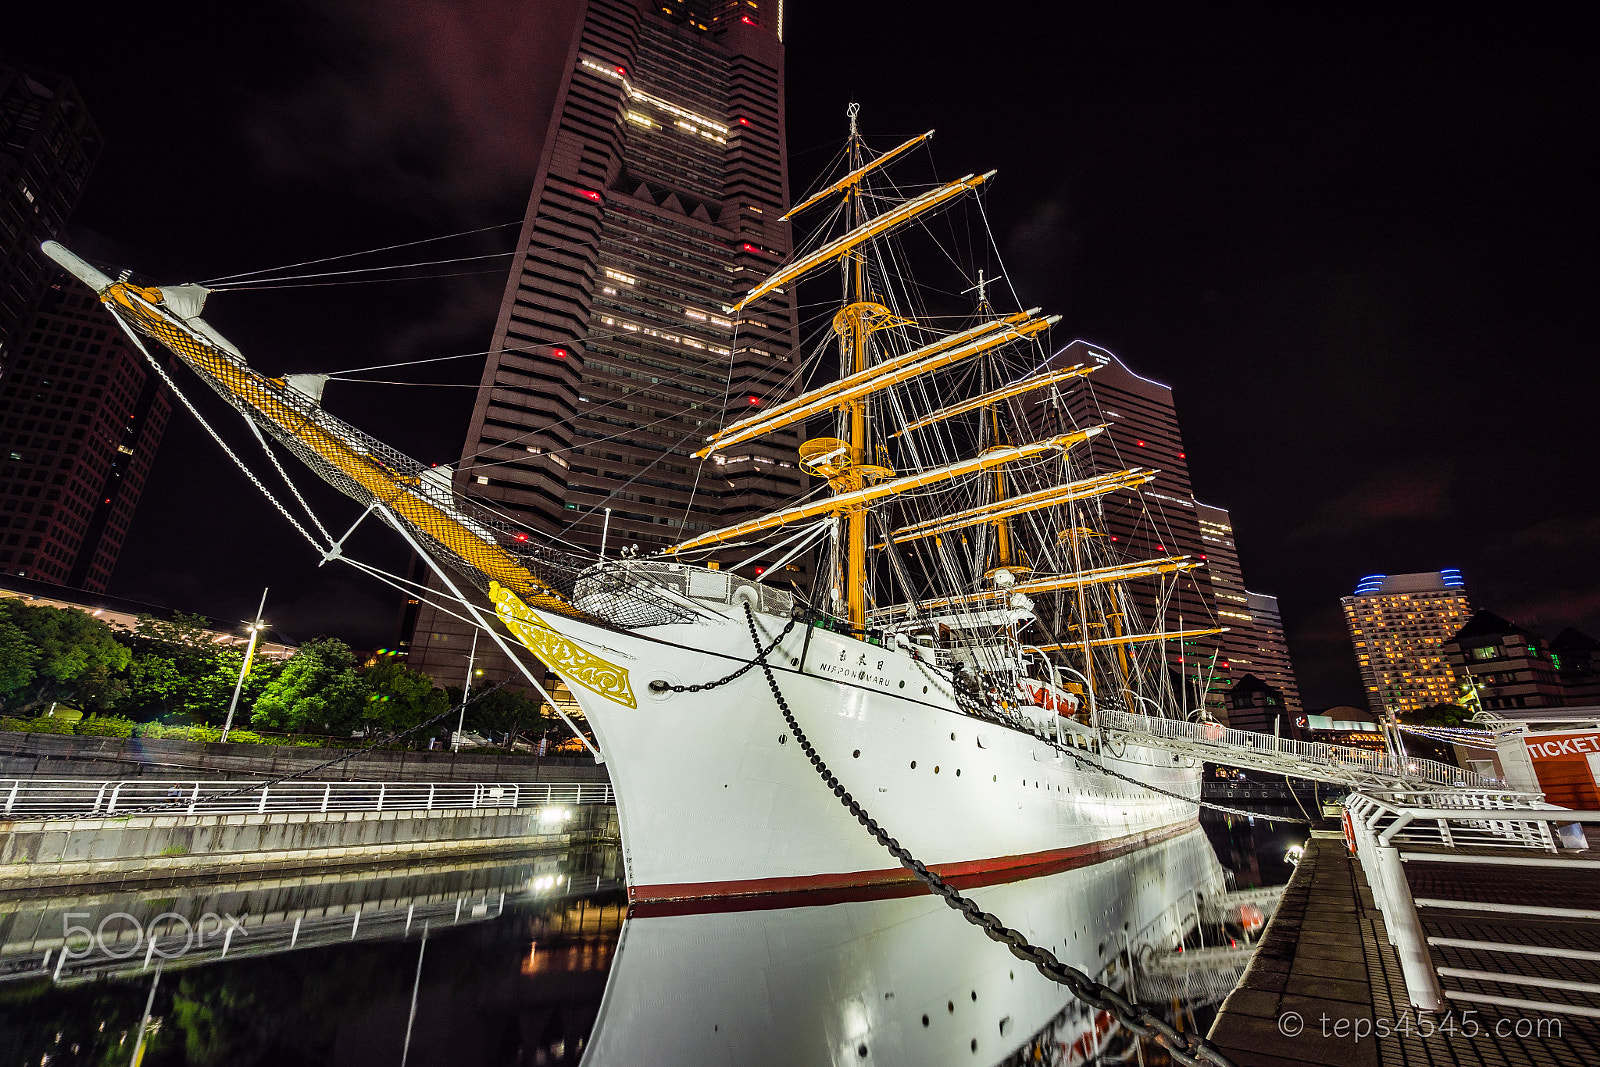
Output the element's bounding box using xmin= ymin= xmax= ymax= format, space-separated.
xmin=0 ymin=803 xmax=620 ymax=893
xmin=0 ymin=730 xmax=610 ymax=783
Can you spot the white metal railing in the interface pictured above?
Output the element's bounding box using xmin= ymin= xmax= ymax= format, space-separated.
xmin=0 ymin=778 xmax=614 ymax=819
xmin=1343 ymin=789 xmax=1600 ymax=1015
xmin=1100 ymin=709 xmax=1493 ymax=789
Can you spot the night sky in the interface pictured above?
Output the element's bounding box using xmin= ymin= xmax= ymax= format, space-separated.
xmin=7 ymin=2 xmax=1597 ymax=708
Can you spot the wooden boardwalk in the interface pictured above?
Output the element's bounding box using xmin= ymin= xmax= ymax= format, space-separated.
xmin=1208 ymin=831 xmax=1600 ymax=1066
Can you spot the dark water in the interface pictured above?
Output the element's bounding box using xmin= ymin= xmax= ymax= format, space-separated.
xmin=0 ymin=813 xmax=1302 ymax=1066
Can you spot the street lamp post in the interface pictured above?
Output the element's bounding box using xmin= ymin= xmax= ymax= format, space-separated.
xmin=453 ymin=630 xmax=479 ymax=753
xmin=220 ymin=588 xmax=268 ymax=743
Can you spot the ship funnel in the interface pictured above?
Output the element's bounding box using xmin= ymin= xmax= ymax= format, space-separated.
xmin=41 ymin=241 xmax=112 ymax=293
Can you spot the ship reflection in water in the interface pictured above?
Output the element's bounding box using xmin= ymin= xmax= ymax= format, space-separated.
xmin=0 ymin=826 xmax=1281 ymax=1065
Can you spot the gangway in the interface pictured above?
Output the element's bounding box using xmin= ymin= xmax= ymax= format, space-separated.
xmin=1099 ymin=709 xmax=1494 ymax=790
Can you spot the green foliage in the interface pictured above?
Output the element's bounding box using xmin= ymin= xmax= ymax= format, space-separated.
xmin=249 ymin=638 xmax=366 ymax=734
xmin=73 ymin=714 xmax=138 ymax=738
xmin=0 ymin=613 xmax=37 ymax=702
xmin=0 ymin=599 xmax=130 ymax=712
xmin=448 ymin=684 xmax=551 ymax=746
xmin=1401 ymin=703 xmax=1472 ymax=728
xmin=359 ymin=659 xmax=448 ymax=734
xmin=0 ymin=714 xmax=74 ymax=734
xmin=114 ymin=613 xmax=278 ymax=724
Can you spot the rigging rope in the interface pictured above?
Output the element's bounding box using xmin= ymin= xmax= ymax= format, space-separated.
xmin=111 ymin=312 xmax=330 ymax=558
xmin=208 ymin=251 xmax=516 ymax=289
xmin=201 ymin=220 xmax=521 ymax=285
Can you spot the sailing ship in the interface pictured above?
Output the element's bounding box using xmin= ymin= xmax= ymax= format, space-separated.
xmin=41 ymin=117 xmax=1217 ymax=906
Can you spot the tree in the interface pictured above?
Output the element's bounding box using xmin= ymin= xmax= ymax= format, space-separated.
xmin=359 ymin=660 xmax=448 ymax=735
xmin=249 ymin=638 xmax=366 ymax=735
xmin=114 ymin=613 xmax=279 ymax=724
xmin=0 ymin=612 xmax=38 ymax=701
xmin=448 ymin=685 xmax=550 ymax=749
xmin=0 ymin=600 xmax=130 ymax=713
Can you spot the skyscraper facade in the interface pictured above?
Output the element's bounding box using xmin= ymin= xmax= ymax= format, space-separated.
xmin=1244 ymin=590 xmax=1303 ymax=716
xmin=1040 ymin=343 xmax=1220 ymax=684
xmin=1341 ymin=570 xmax=1473 ymax=714
xmin=1195 ymin=501 xmax=1255 ymax=707
xmin=0 ymin=274 xmax=171 ymax=590
xmin=407 ymin=0 xmax=800 ymax=685
xmin=0 ymin=65 xmax=101 ymax=379
xmin=1193 ymin=502 xmax=1304 ymax=718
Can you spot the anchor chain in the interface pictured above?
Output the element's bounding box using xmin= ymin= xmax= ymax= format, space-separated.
xmin=740 ymin=606 xmax=1236 ymax=1067
xmin=650 ymin=616 xmax=798 ymax=693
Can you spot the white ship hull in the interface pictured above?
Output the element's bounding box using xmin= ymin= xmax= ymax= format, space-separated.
xmin=583 ymin=825 xmax=1228 ymax=1066
xmin=547 ymin=597 xmax=1201 ymax=905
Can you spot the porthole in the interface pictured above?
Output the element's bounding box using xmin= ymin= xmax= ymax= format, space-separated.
xmin=922 ymin=1015 xmax=930 ymax=1027
xmin=950 ymin=732 xmax=956 ymax=740
xmin=971 ymin=1039 xmax=978 ymax=1052
xmin=911 ymin=761 xmax=917 ymax=769
xmin=934 ymin=766 xmax=940 ymax=774
xmin=922 ymin=685 xmax=928 ymax=693
xmin=956 ymin=769 xmax=961 ymax=776
xmin=947 ymin=1001 xmax=955 ymax=1013
xmin=778 ymin=734 xmax=787 ymax=745
xmin=899 ymin=680 xmax=905 ymax=688
xmin=858 ymin=1044 xmax=868 ymax=1058
xmin=853 ymin=749 xmax=861 ymax=758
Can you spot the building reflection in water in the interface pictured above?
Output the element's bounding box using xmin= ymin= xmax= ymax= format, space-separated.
xmin=0 ymin=824 xmax=1295 ymax=1065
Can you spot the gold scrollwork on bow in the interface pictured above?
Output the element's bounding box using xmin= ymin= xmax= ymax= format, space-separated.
xmin=489 ymin=581 xmax=637 ymax=709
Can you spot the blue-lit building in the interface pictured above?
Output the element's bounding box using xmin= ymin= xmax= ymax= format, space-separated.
xmin=1340 ymin=570 xmax=1473 ymax=714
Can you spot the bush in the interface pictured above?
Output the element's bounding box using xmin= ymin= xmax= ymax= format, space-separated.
xmin=2 ymin=716 xmax=77 ymax=734
xmin=74 ymin=715 xmax=137 ymax=738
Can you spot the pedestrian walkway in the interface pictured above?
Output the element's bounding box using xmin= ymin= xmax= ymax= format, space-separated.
xmin=1100 ymin=709 xmax=1492 ymax=790
xmin=1208 ymin=833 xmax=1600 ymax=1066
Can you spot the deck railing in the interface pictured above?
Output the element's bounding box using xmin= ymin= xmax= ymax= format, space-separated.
xmin=0 ymin=778 xmax=614 ymax=819
xmin=1343 ymin=788 xmax=1600 ymax=1015
xmin=1100 ymin=708 xmax=1492 ymax=789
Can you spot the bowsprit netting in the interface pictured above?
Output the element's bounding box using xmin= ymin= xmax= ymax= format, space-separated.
xmin=102 ymin=280 xmax=691 ymax=631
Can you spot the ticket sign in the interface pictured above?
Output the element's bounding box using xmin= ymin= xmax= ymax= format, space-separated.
xmin=1523 ymin=730 xmax=1600 ymax=808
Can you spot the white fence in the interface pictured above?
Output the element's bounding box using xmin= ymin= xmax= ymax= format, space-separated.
xmin=1344 ymin=789 xmax=1600 ymax=1015
xmin=0 ymin=778 xmax=614 ymax=819
xmin=1100 ymin=709 xmax=1492 ymax=789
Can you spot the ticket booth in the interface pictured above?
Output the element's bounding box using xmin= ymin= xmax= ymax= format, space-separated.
xmin=1493 ymin=716 xmax=1600 ymax=809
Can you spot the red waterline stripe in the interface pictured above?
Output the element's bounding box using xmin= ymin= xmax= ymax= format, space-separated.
xmin=629 ymin=818 xmax=1198 ymax=917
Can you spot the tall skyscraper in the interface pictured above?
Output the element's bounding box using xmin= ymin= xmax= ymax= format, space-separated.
xmin=1244 ymin=590 xmax=1302 ymax=716
xmin=1193 ymin=502 xmax=1304 ymax=718
xmin=0 ymin=64 xmax=102 ymax=378
xmin=1195 ymin=501 xmax=1255 ymax=706
xmin=1039 ymin=343 xmax=1221 ymax=684
xmin=407 ymin=0 xmax=800 ymax=685
xmin=0 ymin=274 xmax=172 ymax=590
xmin=1341 ymin=570 xmax=1473 ymax=714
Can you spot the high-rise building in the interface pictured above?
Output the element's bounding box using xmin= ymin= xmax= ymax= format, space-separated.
xmin=1243 ymin=590 xmax=1303 ymax=716
xmin=0 ymin=274 xmax=172 ymax=590
xmin=1444 ymin=610 xmax=1565 ymax=712
xmin=1038 ymin=343 xmax=1220 ymax=683
xmin=1192 ymin=503 xmax=1303 ymax=719
xmin=406 ymin=0 xmax=799 ymax=686
xmin=1341 ymin=570 xmax=1473 ymax=715
xmin=1194 ymin=502 xmax=1255 ymax=705
xmin=0 ymin=64 xmax=102 ymax=378
xmin=1223 ymin=674 xmax=1288 ymax=736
